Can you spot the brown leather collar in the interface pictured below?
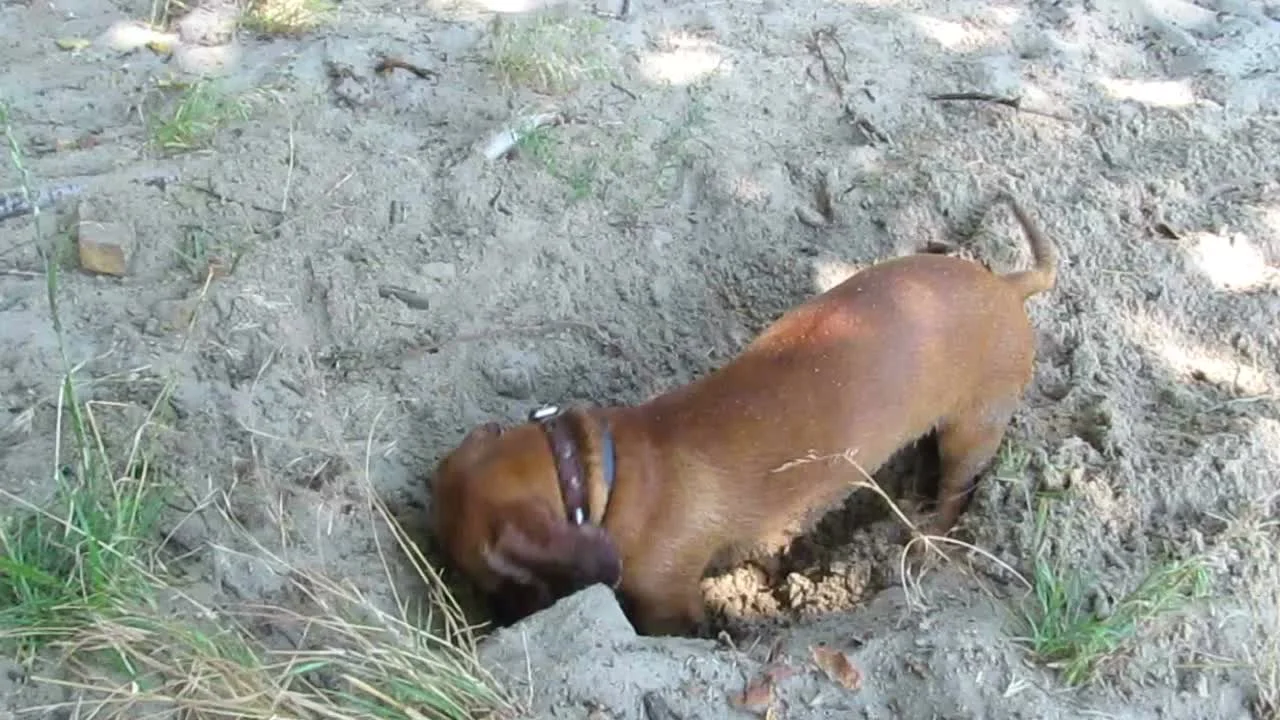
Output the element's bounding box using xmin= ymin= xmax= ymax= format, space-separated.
xmin=528 ymin=405 xmax=617 ymax=527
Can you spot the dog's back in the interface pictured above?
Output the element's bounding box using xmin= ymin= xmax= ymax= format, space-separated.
xmin=651 ymin=194 xmax=1058 ymax=559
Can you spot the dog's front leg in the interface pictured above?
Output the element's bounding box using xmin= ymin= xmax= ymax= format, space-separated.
xmin=631 ymin=587 xmax=706 ymax=637
xmin=620 ymin=565 xmax=709 ymax=638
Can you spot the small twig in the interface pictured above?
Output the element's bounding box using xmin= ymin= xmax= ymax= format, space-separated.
xmin=374 ymin=56 xmax=438 ymax=80
xmin=0 ymin=182 xmax=85 ymax=222
xmin=848 ymin=114 xmax=890 ymax=145
xmin=814 ymin=169 xmax=835 ymax=224
xmin=377 ymin=284 xmax=431 ymax=310
xmin=592 ymin=0 xmax=630 ymax=19
xmin=929 ymin=92 xmax=1071 ymax=122
xmin=281 ymin=120 xmax=296 ymax=214
xmin=794 ymin=169 xmax=837 ymax=228
xmin=610 ymin=81 xmax=638 ymax=100
xmin=805 ymin=27 xmax=849 ymax=98
xmin=396 ymin=320 xmax=616 ymax=360
xmin=1 ymin=268 xmax=42 ymax=277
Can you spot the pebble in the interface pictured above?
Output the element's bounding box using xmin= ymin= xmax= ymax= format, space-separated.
xmin=75 ymin=202 xmax=132 ymax=277
xmin=77 ymin=232 xmax=129 ymax=276
xmin=1088 ymin=586 xmax=1113 ymax=619
xmin=486 ymin=365 xmax=534 ymax=400
xmin=173 ymin=41 xmax=243 ymax=77
xmin=422 ymin=262 xmax=458 ymax=282
xmin=176 ymin=1 xmax=239 ymax=46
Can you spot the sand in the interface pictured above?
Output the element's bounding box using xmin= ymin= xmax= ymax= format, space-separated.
xmin=1 ymin=0 xmax=1278 ymax=716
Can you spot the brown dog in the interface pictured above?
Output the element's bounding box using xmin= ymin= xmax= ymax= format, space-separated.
xmin=430 ymin=193 xmax=1057 ymax=636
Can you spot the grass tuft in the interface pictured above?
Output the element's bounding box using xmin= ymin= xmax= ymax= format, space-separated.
xmin=3 ymin=102 xmax=165 ymax=656
xmin=489 ymin=12 xmax=612 ymax=94
xmin=0 ymin=427 xmax=167 ymax=654
xmin=239 ymin=0 xmax=334 ymax=36
xmin=150 ymin=79 xmax=250 ymax=153
xmin=1018 ymin=499 xmax=1211 ymax=686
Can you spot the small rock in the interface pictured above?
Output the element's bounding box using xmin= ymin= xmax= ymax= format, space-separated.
xmin=642 ymin=692 xmax=682 ymax=720
xmin=173 ymin=41 xmax=243 ymax=77
xmin=650 ymin=228 xmax=674 ymax=250
xmin=213 ymin=546 xmax=284 ymax=600
xmin=1088 ymin=587 xmax=1112 ymax=620
xmin=324 ymin=38 xmax=375 ymax=108
xmin=331 ymin=75 xmax=371 ymax=108
xmin=422 ymin=262 xmax=457 ymax=282
xmin=161 ymin=506 xmax=213 ymax=554
xmin=649 ymin=277 xmax=672 ymax=306
xmin=76 ymin=225 xmax=130 ymax=277
xmin=149 ymin=299 xmax=198 ymax=333
xmin=490 ymin=366 xmax=533 ymax=399
xmin=478 ymin=584 xmax=636 ymax=673
xmin=1187 ymin=528 xmax=1206 ymax=553
xmin=0 ymin=657 xmax=26 ymax=693
xmin=74 ymin=199 xmax=134 ymax=277
xmin=1013 ymin=29 xmax=1053 ymax=59
xmin=785 ymin=572 xmax=814 ymax=609
xmin=175 ymin=1 xmax=239 ymax=46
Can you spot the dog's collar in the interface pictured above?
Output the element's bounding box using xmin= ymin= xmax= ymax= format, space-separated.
xmin=528 ymin=404 xmax=616 ymax=527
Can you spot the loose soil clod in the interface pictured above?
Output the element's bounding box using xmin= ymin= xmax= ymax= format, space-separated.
xmin=811 ymin=645 xmax=862 ymax=692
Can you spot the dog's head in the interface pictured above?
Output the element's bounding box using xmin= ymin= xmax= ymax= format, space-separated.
xmin=430 ymin=421 xmax=623 ymax=625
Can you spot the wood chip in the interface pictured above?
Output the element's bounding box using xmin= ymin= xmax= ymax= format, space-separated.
xmin=811 ymin=645 xmax=863 ymax=691
xmin=1152 ymin=221 xmax=1180 ymax=240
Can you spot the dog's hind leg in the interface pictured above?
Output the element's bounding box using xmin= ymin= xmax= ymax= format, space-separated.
xmin=928 ymin=401 xmax=1015 ymax=538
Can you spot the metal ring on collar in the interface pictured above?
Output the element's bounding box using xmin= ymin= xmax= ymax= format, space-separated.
xmin=528 ymin=405 xmax=562 ymax=423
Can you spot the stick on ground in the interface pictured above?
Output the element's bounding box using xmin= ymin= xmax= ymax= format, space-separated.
xmin=929 ymin=92 xmax=1071 ymax=122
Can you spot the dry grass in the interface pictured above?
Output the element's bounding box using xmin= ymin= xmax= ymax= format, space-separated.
xmin=239 ymin=0 xmax=334 ymax=36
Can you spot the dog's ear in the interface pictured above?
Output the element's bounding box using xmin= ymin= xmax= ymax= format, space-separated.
xmin=482 ymin=502 xmax=622 ymax=618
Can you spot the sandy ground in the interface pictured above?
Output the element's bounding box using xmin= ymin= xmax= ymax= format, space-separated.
xmin=2 ymin=0 xmax=1279 ymax=716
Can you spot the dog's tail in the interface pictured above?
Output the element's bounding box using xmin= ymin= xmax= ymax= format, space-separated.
xmin=997 ymin=192 xmax=1058 ymax=300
